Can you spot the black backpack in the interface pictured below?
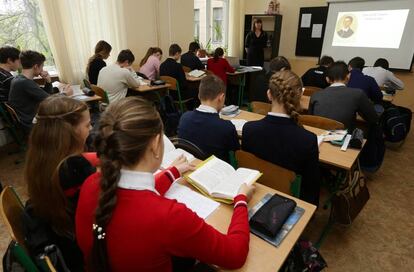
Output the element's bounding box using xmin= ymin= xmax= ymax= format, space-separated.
xmin=158 ymin=95 xmax=181 ymax=137
xmin=381 ymin=105 xmax=412 ymax=143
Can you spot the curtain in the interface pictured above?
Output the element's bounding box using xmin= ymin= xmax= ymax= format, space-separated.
xmin=38 ymin=0 xmax=127 ymax=84
xmin=228 ymin=0 xmax=245 ymax=57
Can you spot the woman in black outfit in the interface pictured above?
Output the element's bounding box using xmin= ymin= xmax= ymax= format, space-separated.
xmin=245 ymin=18 xmax=268 ymax=67
xmin=86 ymin=40 xmax=112 ymax=84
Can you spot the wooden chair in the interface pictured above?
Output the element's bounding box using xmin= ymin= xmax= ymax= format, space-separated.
xmin=250 ymin=101 xmax=271 ymax=115
xmin=182 ymin=66 xmax=192 ymax=73
xmin=235 ymin=150 xmax=301 ymax=196
xmin=299 ymin=115 xmax=345 ymax=130
xmin=160 ymin=76 xmax=193 ymax=113
xmin=90 ymin=84 xmax=109 ymax=104
xmin=0 ymin=103 xmax=26 ymax=150
xmin=302 ymin=86 xmax=322 ymax=97
xmin=170 ymin=137 xmax=208 ymax=161
xmin=0 ymin=186 xmax=39 ymax=271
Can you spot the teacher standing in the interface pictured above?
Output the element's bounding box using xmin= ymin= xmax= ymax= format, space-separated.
xmin=245 ymin=19 xmax=268 ymax=67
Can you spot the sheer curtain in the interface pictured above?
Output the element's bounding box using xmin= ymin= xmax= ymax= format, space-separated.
xmin=38 ymin=0 xmax=127 ymax=84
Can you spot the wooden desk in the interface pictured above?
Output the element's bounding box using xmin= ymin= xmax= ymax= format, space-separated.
xmin=72 ymin=94 xmax=102 ymax=103
xmin=185 ymin=159 xmax=316 ymax=272
xmin=223 ymin=110 xmax=364 ymax=170
xmin=134 ymin=81 xmax=171 ymax=92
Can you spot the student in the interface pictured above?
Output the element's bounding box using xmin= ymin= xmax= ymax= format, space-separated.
xmin=9 ymin=50 xmax=72 ymax=132
xmin=75 ymin=97 xmax=254 ymax=271
xmin=160 ymin=44 xmax=195 ymax=101
xmin=309 ymin=61 xmax=378 ymax=130
xmin=139 ymin=47 xmax=163 ymax=80
xmin=0 ymin=46 xmax=20 ymax=102
xmin=242 ymin=70 xmax=320 ymax=206
xmin=86 ymin=40 xmax=112 ymax=85
xmin=301 ymin=55 xmax=334 ymax=89
xmin=178 ymin=75 xmax=240 ymax=162
xmin=363 ymin=58 xmax=404 ymax=90
xmin=97 ymin=49 xmax=141 ymax=103
xmin=23 ymin=96 xmax=94 ymax=271
xmin=347 ymin=57 xmax=383 ymax=104
xmin=254 ymin=56 xmax=291 ymax=102
xmin=207 ymin=47 xmax=235 ymax=85
xmin=181 ymin=42 xmax=205 ymax=70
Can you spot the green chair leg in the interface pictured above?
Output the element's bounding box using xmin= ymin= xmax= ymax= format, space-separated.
xmin=290 ymin=175 xmax=302 ymax=198
xmin=12 ymin=243 xmax=39 ymax=272
xmin=229 ymin=151 xmax=238 ymax=169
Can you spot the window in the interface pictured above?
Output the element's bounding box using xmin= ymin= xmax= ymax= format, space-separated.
xmin=0 ymin=0 xmax=56 ymax=73
xmin=194 ymin=9 xmax=200 ymax=40
xmin=194 ymin=0 xmax=229 ymax=52
xmin=212 ymin=8 xmax=223 ymax=43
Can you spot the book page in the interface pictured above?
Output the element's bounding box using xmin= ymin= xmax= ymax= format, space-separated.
xmin=231 ymin=168 xmax=260 ymax=186
xmin=161 ymin=148 xmax=195 ymax=169
xmin=188 ymin=157 xmax=236 ymax=195
xmin=165 ymin=183 xmax=220 ymax=219
xmin=163 ymin=135 xmax=175 ymax=154
xmin=230 ymin=119 xmax=247 ymax=133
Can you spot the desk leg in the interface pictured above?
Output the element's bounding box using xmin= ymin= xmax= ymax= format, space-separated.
xmin=238 ymin=74 xmax=246 ymax=107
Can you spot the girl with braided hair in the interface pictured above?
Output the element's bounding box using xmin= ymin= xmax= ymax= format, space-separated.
xmin=24 ymin=95 xmax=96 ymax=270
xmin=75 ymin=96 xmax=255 ymax=272
xmin=242 ymin=70 xmax=320 ymax=206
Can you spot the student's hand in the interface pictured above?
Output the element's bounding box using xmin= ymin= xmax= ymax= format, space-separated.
xmin=62 ymin=84 xmax=73 ymax=96
xmin=170 ymin=155 xmax=196 ymax=174
xmin=237 ymin=183 xmax=255 ymax=202
xmin=40 ymin=71 xmax=51 ymax=83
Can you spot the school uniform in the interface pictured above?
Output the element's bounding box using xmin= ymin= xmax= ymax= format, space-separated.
xmin=0 ymin=68 xmax=14 ymax=102
xmin=160 ymin=58 xmax=196 ymax=101
xmin=180 ymin=52 xmax=205 ymax=71
xmin=178 ymin=105 xmax=240 ymax=162
xmin=9 ymin=75 xmax=55 ymax=131
xmin=207 ymin=58 xmax=235 ymax=85
xmin=88 ymin=58 xmax=106 ymax=85
xmin=242 ymin=113 xmax=320 ymax=206
xmin=75 ymin=167 xmax=249 ymax=272
xmin=362 ymin=66 xmax=404 ymax=90
xmin=139 ymin=55 xmax=161 ymax=80
xmin=309 ymin=83 xmax=379 ymax=130
xmin=301 ymin=66 xmax=329 ymax=89
xmin=348 ymin=69 xmax=383 ymax=104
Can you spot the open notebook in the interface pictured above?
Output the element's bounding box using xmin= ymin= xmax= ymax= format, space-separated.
xmin=186 ymin=156 xmax=262 ymax=204
xmin=161 ymin=135 xmax=195 ymax=169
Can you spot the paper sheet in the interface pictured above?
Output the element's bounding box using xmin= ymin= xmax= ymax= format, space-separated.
xmin=301 ymin=14 xmax=312 ymax=28
xmin=311 ymin=24 xmax=323 ymax=38
xmin=165 ymin=183 xmax=220 ymax=219
xmin=230 ymin=119 xmax=247 ymax=133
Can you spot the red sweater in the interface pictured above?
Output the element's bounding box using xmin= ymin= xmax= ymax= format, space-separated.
xmin=75 ymin=167 xmax=250 ymax=272
xmin=207 ymin=58 xmax=235 ymax=84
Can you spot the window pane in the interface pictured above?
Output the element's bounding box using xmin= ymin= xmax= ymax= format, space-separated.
xmin=194 ymin=9 xmax=200 ymax=40
xmin=212 ymin=7 xmax=223 ymax=43
xmin=0 ymin=0 xmax=56 ymax=71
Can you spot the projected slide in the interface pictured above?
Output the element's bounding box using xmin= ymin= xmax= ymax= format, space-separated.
xmin=332 ymin=9 xmax=409 ymax=49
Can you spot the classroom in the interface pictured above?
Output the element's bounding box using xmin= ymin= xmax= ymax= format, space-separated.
xmin=0 ymin=0 xmax=413 ymax=271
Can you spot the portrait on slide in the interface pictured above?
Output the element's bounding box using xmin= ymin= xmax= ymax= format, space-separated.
xmin=336 ymin=15 xmax=356 ymax=38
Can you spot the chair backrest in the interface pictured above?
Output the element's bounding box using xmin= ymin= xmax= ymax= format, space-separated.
xmin=90 ymin=84 xmax=109 ymax=104
xmin=169 ymin=137 xmax=209 ymax=160
xmin=0 ymin=186 xmax=26 ymax=247
xmin=236 ymin=150 xmax=296 ymax=195
xmin=182 ymin=66 xmax=192 ymax=73
xmin=3 ymin=102 xmax=20 ymax=123
xmin=160 ymin=76 xmax=178 ymax=91
xmin=302 ymin=86 xmax=322 ymax=97
xmin=250 ymin=101 xmax=271 ymax=115
xmin=299 ymin=115 xmax=345 ymax=130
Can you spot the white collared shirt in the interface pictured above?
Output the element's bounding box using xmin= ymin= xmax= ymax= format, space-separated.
xmin=117 ymin=169 xmax=160 ymax=195
xmin=267 ymin=112 xmax=290 ymax=118
xmin=330 ymin=82 xmax=346 ymax=87
xmin=196 ymin=104 xmax=218 ymax=114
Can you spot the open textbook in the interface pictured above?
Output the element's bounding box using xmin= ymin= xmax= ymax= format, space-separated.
xmin=162 ymin=135 xmax=195 ymax=168
xmin=186 ymin=156 xmax=262 ymax=203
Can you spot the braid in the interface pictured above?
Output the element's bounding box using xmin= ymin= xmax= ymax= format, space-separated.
xmin=268 ymin=71 xmax=302 ymax=124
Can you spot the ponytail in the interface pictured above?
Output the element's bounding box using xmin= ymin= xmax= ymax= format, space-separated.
xmin=86 ymin=40 xmax=112 ymax=74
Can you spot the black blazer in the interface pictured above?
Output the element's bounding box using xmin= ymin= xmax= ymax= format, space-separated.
xmin=180 ymin=52 xmax=204 ymax=70
xmin=160 ymin=57 xmax=187 ymax=90
xmin=242 ymin=115 xmax=320 ymax=205
xmin=88 ymin=58 xmax=106 ymax=85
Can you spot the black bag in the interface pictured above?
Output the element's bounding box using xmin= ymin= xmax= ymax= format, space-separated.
xmin=2 ymin=241 xmax=25 ymax=272
xmin=158 ymin=95 xmax=181 ymax=137
xmin=381 ymin=104 xmax=412 ymax=143
xmin=332 ymin=165 xmax=370 ymax=225
xmin=359 ymin=124 xmax=385 ymax=172
xmin=249 ymin=194 xmax=296 ymax=238
xmin=281 ymin=239 xmax=327 ymax=272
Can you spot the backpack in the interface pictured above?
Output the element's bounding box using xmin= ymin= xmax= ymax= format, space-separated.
xmin=381 ymin=105 xmax=412 ymax=143
xmin=158 ymin=95 xmax=181 ymax=137
xmin=359 ymin=124 xmax=385 ymax=172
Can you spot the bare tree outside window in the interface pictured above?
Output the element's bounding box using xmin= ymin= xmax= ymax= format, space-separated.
xmin=0 ymin=0 xmax=56 ymax=71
